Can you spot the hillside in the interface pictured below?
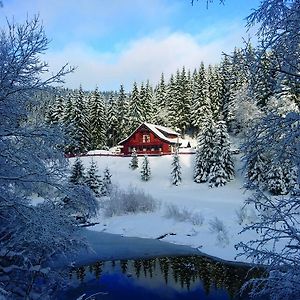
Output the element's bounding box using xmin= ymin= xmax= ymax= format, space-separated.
xmin=71 ymin=153 xmax=258 ymax=263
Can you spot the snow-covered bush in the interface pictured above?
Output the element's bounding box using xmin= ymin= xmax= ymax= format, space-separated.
xmin=141 ymin=155 xmax=151 ymax=181
xmin=104 ymin=186 xmax=158 ymax=217
xmin=129 ymin=148 xmax=138 ymax=170
xmin=101 ymin=167 xmax=112 ymax=196
xmin=171 ymin=150 xmax=182 ymax=185
xmin=209 ymin=217 xmax=229 ymax=246
xmin=164 ymin=204 xmax=204 ymax=226
xmin=236 ymin=205 xmax=258 ymax=225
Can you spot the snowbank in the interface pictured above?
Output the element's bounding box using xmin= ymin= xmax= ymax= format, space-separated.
xmin=69 ymin=154 xmax=257 ymax=263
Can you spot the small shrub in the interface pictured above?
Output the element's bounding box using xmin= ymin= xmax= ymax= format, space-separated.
xmin=104 ymin=186 xmax=158 ymax=217
xmin=236 ymin=205 xmax=258 ymax=225
xmin=209 ymin=217 xmax=229 ymax=246
xmin=164 ymin=203 xmax=204 ymax=226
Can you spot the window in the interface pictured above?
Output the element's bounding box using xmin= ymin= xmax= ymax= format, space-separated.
xmin=142 ymin=134 xmax=150 ymax=143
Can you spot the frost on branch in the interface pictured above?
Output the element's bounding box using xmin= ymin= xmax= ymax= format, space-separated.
xmin=0 ymin=16 xmax=88 ymax=298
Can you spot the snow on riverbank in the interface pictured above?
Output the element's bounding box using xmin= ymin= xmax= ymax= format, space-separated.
xmin=69 ymin=154 xmax=258 ymax=263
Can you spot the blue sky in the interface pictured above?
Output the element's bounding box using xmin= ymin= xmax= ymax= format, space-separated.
xmin=0 ymin=0 xmax=260 ymax=91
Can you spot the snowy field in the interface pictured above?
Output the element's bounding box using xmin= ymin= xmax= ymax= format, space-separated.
xmin=69 ymin=154 xmax=258 ymax=263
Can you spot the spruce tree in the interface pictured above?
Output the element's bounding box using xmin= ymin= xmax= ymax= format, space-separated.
xmin=144 ymin=80 xmax=154 ymax=122
xmin=70 ymin=157 xmax=86 ymax=185
xmin=191 ymin=62 xmax=212 ymax=134
xmin=69 ymin=86 xmax=90 ymax=153
xmin=171 ymin=150 xmax=182 ymax=185
xmin=106 ymin=94 xmax=119 ymax=147
xmin=85 ymin=160 xmax=102 ymax=197
xmin=194 ymin=120 xmax=216 ymax=183
xmin=88 ymin=87 xmax=107 ymax=149
xmin=207 ymin=119 xmax=234 ymax=187
xmin=47 ymin=95 xmax=65 ymax=124
xmin=129 ymin=81 xmax=143 ymax=131
xmin=266 ymin=165 xmax=287 ymax=195
xmin=117 ymin=84 xmax=130 ymax=140
xmin=153 ymin=73 xmax=168 ymax=125
xmin=246 ymin=153 xmax=268 ymax=189
xmin=129 ymin=148 xmax=139 ymax=170
xmin=101 ymin=167 xmax=112 ymax=196
xmin=141 ymin=156 xmax=151 ymax=181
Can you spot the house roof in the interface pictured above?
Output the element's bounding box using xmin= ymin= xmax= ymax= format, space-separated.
xmin=118 ymin=122 xmax=180 ymax=145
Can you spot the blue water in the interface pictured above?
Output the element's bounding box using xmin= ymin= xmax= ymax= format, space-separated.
xmin=60 ymin=256 xmax=259 ymax=300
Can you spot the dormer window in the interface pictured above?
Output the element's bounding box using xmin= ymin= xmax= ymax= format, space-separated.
xmin=142 ymin=134 xmax=150 ymax=143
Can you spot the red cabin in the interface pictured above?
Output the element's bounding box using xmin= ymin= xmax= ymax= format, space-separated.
xmin=118 ymin=123 xmax=181 ymax=155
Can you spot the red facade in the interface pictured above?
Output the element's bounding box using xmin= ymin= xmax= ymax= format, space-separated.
xmin=119 ymin=123 xmax=180 ymax=155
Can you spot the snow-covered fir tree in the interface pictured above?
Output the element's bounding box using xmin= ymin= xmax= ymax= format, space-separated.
xmin=88 ymin=87 xmax=107 ymax=149
xmin=107 ymin=94 xmax=119 ymax=147
xmin=116 ymin=84 xmax=130 ymax=140
xmin=207 ymin=119 xmax=235 ymax=187
xmin=129 ymin=148 xmax=139 ymax=170
xmin=85 ymin=159 xmax=102 ymax=197
xmin=265 ymin=164 xmax=287 ymax=195
xmin=246 ymin=152 xmax=268 ymax=189
xmin=101 ymin=167 xmax=112 ymax=196
xmin=171 ymin=149 xmax=182 ymax=185
xmin=69 ymin=86 xmax=90 ymax=153
xmin=46 ymin=94 xmax=65 ymax=124
xmin=194 ymin=120 xmax=216 ymax=183
xmin=141 ymin=155 xmax=151 ymax=181
xmin=153 ymin=73 xmax=169 ymax=125
xmin=129 ymin=81 xmax=143 ymax=131
xmin=69 ymin=157 xmax=86 ymax=185
xmin=191 ymin=62 xmax=212 ymax=134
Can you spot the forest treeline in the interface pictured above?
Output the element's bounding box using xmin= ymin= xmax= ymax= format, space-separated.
xmin=45 ymin=44 xmax=299 ymax=194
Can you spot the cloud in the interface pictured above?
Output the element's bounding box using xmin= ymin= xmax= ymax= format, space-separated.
xmin=45 ymin=25 xmax=249 ymax=91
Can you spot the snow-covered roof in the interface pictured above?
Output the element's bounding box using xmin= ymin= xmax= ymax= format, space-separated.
xmin=118 ymin=122 xmax=180 ymax=145
xmin=145 ymin=122 xmax=179 ymax=136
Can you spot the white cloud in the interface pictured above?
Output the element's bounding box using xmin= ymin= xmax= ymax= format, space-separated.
xmin=45 ymin=25 xmax=250 ymax=91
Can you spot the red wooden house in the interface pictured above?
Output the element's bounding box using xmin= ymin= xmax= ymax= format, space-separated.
xmin=118 ymin=123 xmax=181 ymax=155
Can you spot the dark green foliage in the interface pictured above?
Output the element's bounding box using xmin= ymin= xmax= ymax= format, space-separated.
xmin=101 ymin=167 xmax=112 ymax=196
xmin=141 ymin=156 xmax=151 ymax=181
xmin=171 ymin=150 xmax=182 ymax=185
xmin=85 ymin=160 xmax=102 ymax=197
xmin=129 ymin=148 xmax=139 ymax=170
xmin=69 ymin=157 xmax=86 ymax=185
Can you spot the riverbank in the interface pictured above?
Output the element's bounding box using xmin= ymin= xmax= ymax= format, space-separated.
xmin=52 ymin=229 xmax=255 ymax=269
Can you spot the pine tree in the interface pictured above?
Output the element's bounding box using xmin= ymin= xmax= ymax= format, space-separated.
xmin=144 ymin=80 xmax=154 ymax=122
xmin=171 ymin=150 xmax=182 ymax=185
xmin=207 ymin=119 xmax=234 ymax=187
xmin=191 ymin=62 xmax=212 ymax=134
xmin=70 ymin=157 xmax=86 ymax=185
xmin=129 ymin=81 xmax=143 ymax=131
xmin=117 ymin=84 xmax=130 ymax=140
xmin=266 ymin=164 xmax=287 ymax=195
xmin=106 ymin=94 xmax=119 ymax=147
xmin=141 ymin=156 xmax=151 ymax=181
xmin=85 ymin=160 xmax=102 ymax=196
xmin=101 ymin=167 xmax=112 ymax=196
xmin=207 ymin=65 xmax=223 ymax=119
xmin=46 ymin=95 xmax=65 ymax=124
xmin=169 ymin=67 xmax=191 ymax=135
xmin=88 ymin=87 xmax=107 ymax=149
xmin=194 ymin=120 xmax=216 ymax=183
xmin=69 ymin=86 xmax=90 ymax=153
xmin=246 ymin=153 xmax=269 ymax=189
xmin=129 ymin=148 xmax=139 ymax=170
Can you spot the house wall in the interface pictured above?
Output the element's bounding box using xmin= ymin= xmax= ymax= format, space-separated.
xmin=121 ymin=126 xmax=174 ymax=155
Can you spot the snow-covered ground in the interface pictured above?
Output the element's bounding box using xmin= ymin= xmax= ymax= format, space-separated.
xmin=70 ymin=153 xmax=258 ymax=263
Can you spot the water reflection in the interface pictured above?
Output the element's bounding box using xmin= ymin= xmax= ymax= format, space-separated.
xmin=62 ymin=255 xmax=261 ymax=300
